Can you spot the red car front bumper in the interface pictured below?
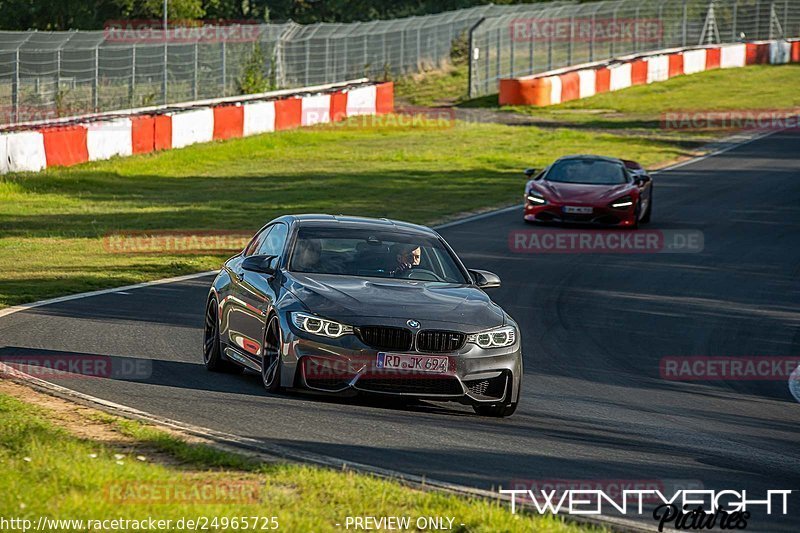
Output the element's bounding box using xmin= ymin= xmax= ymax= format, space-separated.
xmin=523 ymin=200 xmax=637 ymax=227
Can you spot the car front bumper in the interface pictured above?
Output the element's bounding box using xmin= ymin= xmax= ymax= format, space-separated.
xmin=524 ymin=201 xmax=637 ymax=227
xmin=280 ymin=322 xmax=523 ymax=405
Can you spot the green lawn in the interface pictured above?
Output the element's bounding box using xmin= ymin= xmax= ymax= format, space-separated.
xmin=0 ymin=391 xmax=593 ymax=532
xmin=2 ymin=64 xmax=799 ymax=308
xmin=0 ymin=118 xmax=697 ymax=308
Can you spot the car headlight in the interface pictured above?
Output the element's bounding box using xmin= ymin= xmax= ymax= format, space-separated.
xmin=526 ymin=191 xmax=547 ymax=205
xmin=610 ymin=195 xmax=633 ymax=209
xmin=467 ymin=325 xmax=517 ymax=349
xmin=291 ymin=312 xmax=353 ymax=338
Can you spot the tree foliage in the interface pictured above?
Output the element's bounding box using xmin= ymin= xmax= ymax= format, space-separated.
xmin=0 ymin=0 xmax=544 ymax=30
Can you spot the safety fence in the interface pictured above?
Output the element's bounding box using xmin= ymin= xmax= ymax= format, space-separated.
xmin=0 ymin=2 xmax=573 ymax=126
xmin=469 ymin=0 xmax=800 ymax=97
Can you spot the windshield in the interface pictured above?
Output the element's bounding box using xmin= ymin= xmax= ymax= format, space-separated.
xmin=288 ymin=226 xmax=469 ymax=283
xmin=547 ymin=159 xmax=628 ymax=185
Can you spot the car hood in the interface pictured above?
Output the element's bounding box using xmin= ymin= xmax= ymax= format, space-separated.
xmin=284 ymin=272 xmax=505 ymax=327
xmin=532 ymin=180 xmax=634 ymax=205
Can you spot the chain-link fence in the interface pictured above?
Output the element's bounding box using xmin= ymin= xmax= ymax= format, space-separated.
xmin=0 ymin=2 xmax=574 ymax=126
xmin=469 ymin=0 xmax=800 ymax=97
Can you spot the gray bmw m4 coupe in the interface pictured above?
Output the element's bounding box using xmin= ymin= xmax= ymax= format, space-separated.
xmin=203 ymin=214 xmax=523 ymax=417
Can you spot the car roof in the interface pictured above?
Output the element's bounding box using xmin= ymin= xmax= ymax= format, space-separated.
xmin=285 ymin=214 xmax=437 ymax=236
xmin=555 ymin=154 xmax=625 ymax=165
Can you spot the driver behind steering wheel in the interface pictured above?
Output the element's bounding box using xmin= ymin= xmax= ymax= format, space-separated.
xmin=389 ymin=243 xmax=421 ymax=278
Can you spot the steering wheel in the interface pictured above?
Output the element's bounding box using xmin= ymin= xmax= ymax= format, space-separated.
xmin=398 ymin=267 xmax=443 ymax=282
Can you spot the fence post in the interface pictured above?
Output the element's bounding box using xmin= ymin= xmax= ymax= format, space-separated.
xmin=343 ymin=36 xmax=349 ymax=79
xmin=93 ymin=46 xmax=99 ymax=112
xmin=529 ymin=21 xmax=534 ymax=72
xmin=129 ymin=46 xmax=136 ymax=108
xmin=784 ymin=0 xmax=789 ymax=37
xmin=732 ymin=0 xmax=738 ymax=40
xmin=755 ymin=1 xmax=761 ymax=39
xmin=468 ymin=17 xmax=486 ymax=98
xmin=496 ymin=27 xmax=502 ymax=84
xmin=222 ymin=41 xmax=227 ymax=96
xmin=12 ymin=49 xmax=19 ymax=123
xmin=399 ymin=28 xmax=405 ymax=74
xmin=568 ymin=13 xmax=574 ymax=65
xmin=163 ymin=43 xmax=168 ymax=105
xmin=682 ymin=0 xmax=688 ymax=47
xmin=509 ymin=27 xmax=516 ymax=77
xmin=55 ymin=48 xmax=61 ymax=116
xmin=193 ymin=43 xmax=198 ymax=100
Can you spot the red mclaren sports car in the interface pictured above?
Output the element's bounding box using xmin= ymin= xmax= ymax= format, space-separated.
xmin=523 ymin=155 xmax=653 ymax=228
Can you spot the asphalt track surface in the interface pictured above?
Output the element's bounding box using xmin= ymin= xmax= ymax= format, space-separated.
xmin=2 ymin=131 xmax=800 ymax=531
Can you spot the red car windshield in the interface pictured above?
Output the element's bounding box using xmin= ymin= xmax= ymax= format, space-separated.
xmin=547 ymin=159 xmax=627 ymax=185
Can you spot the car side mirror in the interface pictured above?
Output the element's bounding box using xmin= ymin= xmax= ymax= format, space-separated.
xmin=469 ymin=269 xmax=501 ymax=289
xmin=242 ymin=254 xmax=277 ymax=275
xmin=634 ymin=174 xmax=651 ymax=186
xmin=524 ymin=168 xmax=538 ymax=177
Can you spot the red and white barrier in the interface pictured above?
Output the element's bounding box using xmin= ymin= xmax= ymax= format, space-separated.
xmin=646 ymin=55 xmax=670 ymax=83
xmin=346 ymin=85 xmax=377 ymax=116
xmin=243 ymin=101 xmax=276 ymax=136
xmin=5 ymin=131 xmax=46 ymax=173
xmin=0 ymin=81 xmax=393 ymax=175
xmin=682 ymin=49 xmax=707 ymax=75
xmin=770 ymin=40 xmax=792 ymax=64
xmin=87 ymin=118 xmax=133 ymax=161
xmin=577 ymin=69 xmax=596 ymax=98
xmin=609 ymin=63 xmax=632 ymax=92
xmin=301 ymin=94 xmax=332 ymax=126
xmin=499 ymin=39 xmax=797 ymax=107
xmin=720 ymin=43 xmax=747 ymax=68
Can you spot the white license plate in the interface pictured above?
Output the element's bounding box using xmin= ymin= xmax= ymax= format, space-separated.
xmin=376 ymin=353 xmax=449 ymax=373
xmin=563 ymin=206 xmax=593 ymax=214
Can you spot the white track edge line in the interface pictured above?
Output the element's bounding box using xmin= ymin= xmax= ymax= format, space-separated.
xmin=0 ymin=126 xmax=788 ymax=528
xmin=0 ymin=127 xmax=782 ymax=318
xmin=0 ymin=361 xmax=656 ymax=533
xmin=0 ymin=270 xmax=218 ymax=319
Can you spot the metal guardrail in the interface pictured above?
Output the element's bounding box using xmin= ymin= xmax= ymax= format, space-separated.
xmin=468 ymin=0 xmax=800 ymax=97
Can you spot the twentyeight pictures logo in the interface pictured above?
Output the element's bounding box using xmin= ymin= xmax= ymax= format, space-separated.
xmin=499 ymin=488 xmax=793 ymax=531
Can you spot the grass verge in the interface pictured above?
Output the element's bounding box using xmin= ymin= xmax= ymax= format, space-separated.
xmin=0 ymin=115 xmax=698 ymax=307
xmin=2 ymin=64 xmax=799 ymax=307
xmin=0 ymin=382 xmax=595 ymax=532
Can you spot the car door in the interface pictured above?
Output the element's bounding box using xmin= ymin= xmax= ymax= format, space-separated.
xmin=227 ymin=223 xmax=289 ymax=365
xmin=221 ymin=225 xmax=272 ymax=362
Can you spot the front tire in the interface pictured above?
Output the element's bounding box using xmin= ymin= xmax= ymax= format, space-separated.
xmin=261 ymin=314 xmax=283 ymax=393
xmin=203 ymin=296 xmax=241 ymax=373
